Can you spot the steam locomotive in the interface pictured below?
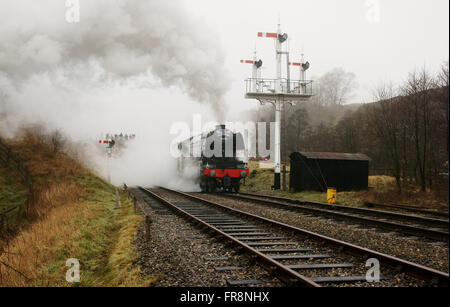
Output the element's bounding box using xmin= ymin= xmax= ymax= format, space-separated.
xmin=178 ymin=125 xmax=249 ymax=193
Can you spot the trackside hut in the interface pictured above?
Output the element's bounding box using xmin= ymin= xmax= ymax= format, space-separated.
xmin=289 ymin=152 xmax=370 ymax=192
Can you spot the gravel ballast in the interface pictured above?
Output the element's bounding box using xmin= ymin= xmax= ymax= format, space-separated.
xmin=131 ymin=189 xmax=282 ymax=287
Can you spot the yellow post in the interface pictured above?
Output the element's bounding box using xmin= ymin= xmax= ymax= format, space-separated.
xmin=327 ymin=188 xmax=337 ymax=204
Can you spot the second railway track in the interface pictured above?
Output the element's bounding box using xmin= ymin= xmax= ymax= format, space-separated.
xmin=138 ymin=186 xmax=448 ymax=287
xmin=212 ymin=192 xmax=449 ymax=243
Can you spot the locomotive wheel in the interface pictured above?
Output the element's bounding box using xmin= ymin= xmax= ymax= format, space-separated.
xmin=200 ymin=180 xmax=207 ymax=193
xmin=208 ymin=180 xmax=216 ymax=193
xmin=233 ymin=184 xmax=240 ymax=193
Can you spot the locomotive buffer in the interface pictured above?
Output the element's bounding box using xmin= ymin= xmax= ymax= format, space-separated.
xmin=244 ymin=24 xmax=313 ymax=190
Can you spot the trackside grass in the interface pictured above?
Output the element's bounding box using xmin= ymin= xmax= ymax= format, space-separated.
xmin=0 ymin=172 xmax=149 ymax=286
xmin=0 ymin=134 xmax=150 ymax=286
xmin=242 ymin=161 xmax=448 ymax=211
xmin=0 ymin=165 xmax=28 ymax=222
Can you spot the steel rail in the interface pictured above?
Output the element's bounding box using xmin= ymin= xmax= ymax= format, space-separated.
xmin=216 ymin=193 xmax=449 ymax=242
xmin=155 ymin=187 xmax=448 ymax=287
xmin=240 ymin=192 xmax=449 ymax=223
xmin=363 ymin=201 xmax=449 ymax=219
xmin=139 ymin=187 xmax=320 ymax=287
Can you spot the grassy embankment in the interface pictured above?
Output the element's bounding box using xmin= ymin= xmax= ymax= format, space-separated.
xmin=0 ymin=133 xmax=151 ymax=286
xmin=0 ymin=165 xmax=28 ymax=223
xmin=242 ymin=161 xmax=448 ymax=211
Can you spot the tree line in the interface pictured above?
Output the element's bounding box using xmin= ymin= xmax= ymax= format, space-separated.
xmin=257 ymin=63 xmax=449 ymax=193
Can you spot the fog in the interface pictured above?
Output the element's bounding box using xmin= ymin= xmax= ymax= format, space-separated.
xmin=0 ymin=0 xmax=237 ymax=189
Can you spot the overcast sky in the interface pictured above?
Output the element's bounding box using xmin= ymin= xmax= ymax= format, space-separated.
xmin=184 ymin=0 xmax=449 ymax=110
xmin=1 ymin=0 xmax=448 ymax=120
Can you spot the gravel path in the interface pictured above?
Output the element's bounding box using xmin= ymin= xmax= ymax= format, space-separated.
xmin=196 ymin=193 xmax=449 ymax=274
xmin=131 ymin=188 xmax=282 ymax=287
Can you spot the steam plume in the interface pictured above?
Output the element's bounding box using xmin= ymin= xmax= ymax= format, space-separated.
xmin=0 ymin=0 xmax=230 ymax=117
xmin=0 ymin=0 xmax=231 ymax=188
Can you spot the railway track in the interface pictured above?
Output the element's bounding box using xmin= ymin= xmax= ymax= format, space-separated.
xmin=363 ymin=201 xmax=449 ymax=219
xmin=212 ymin=192 xmax=449 ymax=243
xmin=130 ymin=187 xmax=283 ymax=287
xmin=139 ymin=186 xmax=448 ymax=287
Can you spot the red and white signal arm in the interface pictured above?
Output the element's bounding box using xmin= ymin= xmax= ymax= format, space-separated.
xmin=241 ymin=59 xmax=263 ymax=68
xmin=257 ymin=32 xmax=278 ymax=38
xmin=257 ymin=32 xmax=288 ymax=43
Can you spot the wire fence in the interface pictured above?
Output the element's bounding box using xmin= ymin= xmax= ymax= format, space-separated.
xmin=0 ymin=138 xmax=33 ymax=233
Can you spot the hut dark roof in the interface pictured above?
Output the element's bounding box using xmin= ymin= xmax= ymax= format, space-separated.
xmin=298 ymin=152 xmax=370 ymax=161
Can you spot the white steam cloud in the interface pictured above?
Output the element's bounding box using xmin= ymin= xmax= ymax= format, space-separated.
xmin=0 ymin=0 xmax=230 ymax=114
xmin=0 ymin=0 xmax=231 ymax=189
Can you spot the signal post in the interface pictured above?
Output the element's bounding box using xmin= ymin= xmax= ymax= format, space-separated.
xmin=244 ymin=24 xmax=313 ymax=190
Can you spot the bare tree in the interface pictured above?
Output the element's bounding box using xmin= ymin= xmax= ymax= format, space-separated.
xmin=316 ymin=68 xmax=358 ymax=106
xmin=50 ymin=129 xmax=66 ymax=154
xmin=335 ymin=110 xmax=361 ymax=153
xmin=365 ymin=83 xmax=403 ymax=192
xmin=287 ymin=107 xmax=310 ymax=152
xmin=401 ymin=68 xmax=434 ymax=191
xmin=434 ymin=61 xmax=449 ymax=157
